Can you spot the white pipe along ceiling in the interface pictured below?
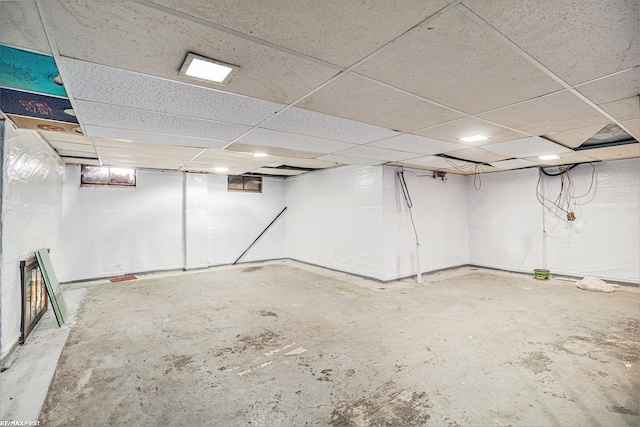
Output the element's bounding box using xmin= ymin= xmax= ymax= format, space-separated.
xmin=0 ymin=0 xmax=638 ymax=176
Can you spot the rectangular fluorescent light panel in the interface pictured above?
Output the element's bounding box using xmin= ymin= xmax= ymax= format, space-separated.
xmin=179 ymin=53 xmax=238 ymax=85
xmin=459 ymin=135 xmax=488 ymax=143
xmin=538 ymin=154 xmax=560 ymax=160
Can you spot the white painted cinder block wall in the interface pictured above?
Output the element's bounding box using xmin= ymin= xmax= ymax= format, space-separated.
xmin=466 ymin=167 xmax=544 ymax=273
xmin=543 ymin=159 xmax=639 ymax=282
xmin=58 ymin=166 xmax=286 ymax=282
xmin=382 ymin=166 xmax=468 ymax=281
xmin=0 ymin=124 xmax=64 ymax=360
xmin=286 ymin=166 xmax=385 ymax=279
xmin=59 ymin=166 xmax=184 ymax=282
xmin=207 ymin=174 xmax=286 ymax=266
xmin=467 ymin=158 xmax=640 ymax=283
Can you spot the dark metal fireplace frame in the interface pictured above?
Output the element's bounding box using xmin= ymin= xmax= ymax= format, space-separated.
xmin=19 ymin=254 xmax=48 ymax=344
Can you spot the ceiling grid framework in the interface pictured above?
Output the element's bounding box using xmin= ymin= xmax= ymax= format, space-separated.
xmin=0 ymin=0 xmax=637 ymax=176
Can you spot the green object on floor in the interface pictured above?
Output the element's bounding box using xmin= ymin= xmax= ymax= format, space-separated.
xmin=534 ymin=269 xmax=550 ymax=280
xmin=35 ymin=248 xmax=68 ymax=326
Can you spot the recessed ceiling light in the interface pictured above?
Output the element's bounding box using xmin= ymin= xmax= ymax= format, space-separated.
xmin=214 ymin=167 xmax=229 ymax=173
xmin=179 ymin=53 xmax=238 ymax=85
xmin=538 ymin=154 xmax=560 ymax=160
xmin=63 ymin=108 xmax=76 ymax=117
xmin=459 ymin=135 xmax=488 ymax=143
xmin=253 ymin=153 xmax=268 ymax=158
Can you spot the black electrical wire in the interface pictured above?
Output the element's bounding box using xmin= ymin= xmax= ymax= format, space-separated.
xmin=573 ymin=162 xmax=596 ymax=200
xmin=540 ymin=163 xmax=578 ymax=176
xmin=399 ymin=169 xmax=420 ymax=246
xmin=536 ymin=169 xmax=570 ymax=216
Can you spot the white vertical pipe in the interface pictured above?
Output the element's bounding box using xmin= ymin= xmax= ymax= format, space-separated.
xmin=540 ymin=171 xmax=549 ymax=270
xmin=181 ymin=171 xmax=187 ymax=270
xmin=416 ymin=243 xmax=422 ymax=284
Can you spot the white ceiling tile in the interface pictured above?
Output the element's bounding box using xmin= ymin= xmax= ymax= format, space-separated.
xmin=49 ymin=141 xmax=96 ymax=153
xmin=56 ymin=149 xmax=98 ymax=158
xmin=100 ymin=159 xmax=191 ymax=169
xmin=47 ymin=1 xmax=337 ymax=104
xmin=262 ymin=107 xmax=398 ymax=144
xmin=413 ymin=117 xmax=529 ymax=144
xmin=543 ymin=124 xmax=607 ymax=149
xmin=238 ymin=128 xmax=356 ymax=154
xmin=98 ymin=150 xmax=196 ymax=163
xmin=445 ymin=146 xmax=510 ymax=163
xmin=194 ymin=149 xmax=255 ymax=161
xmin=148 ymin=0 xmax=448 ymax=68
xmin=186 ymin=149 xmax=280 ymax=170
xmin=0 ymin=1 xmax=51 ymax=54
xmin=92 ymin=138 xmax=203 ymax=155
xmin=224 ymin=143 xmax=319 ymax=159
xmin=368 ymin=134 xmax=467 ymax=154
xmin=489 ymin=159 xmax=538 ymax=170
xmin=621 ymin=118 xmax=640 ymax=141
xmin=84 ymin=125 xmax=229 ymax=149
xmin=251 ymin=168 xmax=307 ymax=176
xmin=464 ymin=0 xmax=639 ymax=85
xmin=477 ymin=90 xmax=611 ymax=135
xmin=316 ymin=154 xmax=386 ymax=166
xmin=354 ymin=8 xmax=562 ymax=114
xmin=575 ymin=67 xmax=640 ymax=104
xmin=60 ymin=57 xmax=284 ymax=126
xmin=598 ymin=97 xmax=640 ymax=122
xmin=76 ymin=101 xmax=250 ymax=141
xmin=331 ymin=146 xmax=421 ymax=162
xmin=38 ymin=130 xmax=93 ymax=145
xmin=298 ymin=72 xmax=464 ymax=132
xmin=483 ymin=136 xmax=571 ymax=158
xmin=524 ymin=151 xmax=597 ymax=166
xmin=577 ymin=143 xmax=640 ymax=161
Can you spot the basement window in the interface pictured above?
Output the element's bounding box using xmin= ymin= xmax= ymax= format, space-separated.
xmin=81 ymin=166 xmax=136 ymax=187
xmin=228 ymin=175 xmax=262 ymax=193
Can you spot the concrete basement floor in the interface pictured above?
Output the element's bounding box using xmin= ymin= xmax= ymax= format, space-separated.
xmin=41 ymin=262 xmax=638 ymax=426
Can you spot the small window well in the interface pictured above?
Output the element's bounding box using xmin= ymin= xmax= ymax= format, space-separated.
xmin=81 ymin=165 xmax=136 ymax=187
xmin=228 ymin=175 xmax=262 ymax=193
xmin=179 ymin=53 xmax=239 ymax=86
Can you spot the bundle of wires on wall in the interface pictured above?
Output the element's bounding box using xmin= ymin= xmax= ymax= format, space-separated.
xmin=536 ymin=162 xmax=597 ymax=222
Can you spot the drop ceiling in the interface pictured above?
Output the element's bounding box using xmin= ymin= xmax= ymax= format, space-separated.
xmin=0 ymin=0 xmax=638 ymax=177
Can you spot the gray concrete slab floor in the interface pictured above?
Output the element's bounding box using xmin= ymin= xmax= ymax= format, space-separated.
xmin=38 ymin=262 xmax=639 ymax=426
xmin=0 ymin=288 xmax=86 ymax=422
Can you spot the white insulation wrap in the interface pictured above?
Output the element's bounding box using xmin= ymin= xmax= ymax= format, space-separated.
xmin=184 ymin=173 xmax=208 ymax=269
xmin=467 ymin=168 xmax=543 ymax=273
xmin=383 ymin=166 xmax=468 ymax=281
xmin=543 ymin=159 xmax=639 ymax=283
xmin=207 ymin=174 xmax=286 ymax=265
xmin=286 ymin=166 xmax=385 ymax=279
xmin=1 ymin=124 xmax=64 ymax=360
xmin=467 ymin=159 xmax=639 ymax=283
xmin=59 ymin=166 xmax=183 ymax=282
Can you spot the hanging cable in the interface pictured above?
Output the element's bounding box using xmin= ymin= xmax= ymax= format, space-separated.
xmin=536 ymin=162 xmax=598 ymax=221
xmin=397 ymin=169 xmax=419 ymax=245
